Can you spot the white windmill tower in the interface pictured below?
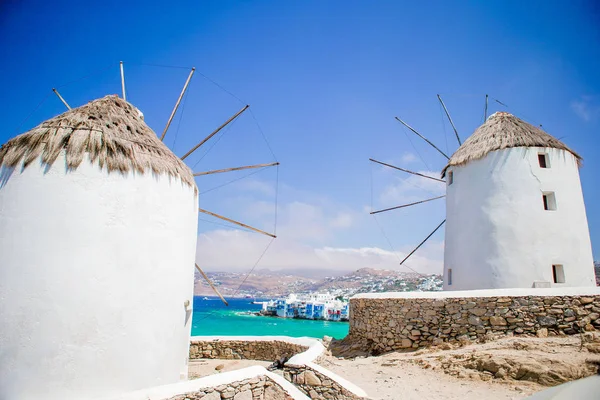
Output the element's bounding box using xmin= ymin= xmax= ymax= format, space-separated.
xmin=370 ymin=96 xmax=595 ymax=291
xmin=0 ymin=64 xmax=278 ymax=399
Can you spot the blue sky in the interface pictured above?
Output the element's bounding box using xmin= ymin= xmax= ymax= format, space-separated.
xmin=1 ymin=1 xmax=599 ymax=273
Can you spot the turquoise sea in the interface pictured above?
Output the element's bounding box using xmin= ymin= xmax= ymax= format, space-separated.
xmin=191 ymin=296 xmax=349 ymax=339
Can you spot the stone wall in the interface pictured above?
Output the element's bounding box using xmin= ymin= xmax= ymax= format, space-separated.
xmin=283 ymin=365 xmax=362 ymax=400
xmin=166 ymin=375 xmax=292 ymax=400
xmin=190 ymin=339 xmax=307 ymax=362
xmin=348 ymin=290 xmax=600 ymax=353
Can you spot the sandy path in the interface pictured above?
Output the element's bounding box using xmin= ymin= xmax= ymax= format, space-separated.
xmin=188 ymin=359 xmax=273 ymax=379
xmin=319 ymin=353 xmax=538 ymax=400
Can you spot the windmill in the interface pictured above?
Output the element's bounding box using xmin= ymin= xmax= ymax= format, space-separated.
xmin=51 ymin=62 xmax=280 ymax=305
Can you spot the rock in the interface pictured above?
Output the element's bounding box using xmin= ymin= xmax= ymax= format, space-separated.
xmin=304 ymin=370 xmax=322 ymax=386
xmin=538 ymin=316 xmax=557 ymax=327
xmin=233 ymin=390 xmax=253 ymax=400
xmin=586 ymin=343 xmax=600 ymax=353
xmin=580 ymin=297 xmax=594 ymax=305
xmin=468 ymin=316 xmax=482 ymax=326
xmin=202 ymin=392 xmax=221 ymax=400
xmin=215 ymin=363 xmax=225 ymax=371
xmin=490 ymin=316 xmax=507 ymax=326
xmin=536 ymin=328 xmax=548 ymax=338
xmin=401 ymin=338 xmax=413 ymax=348
xmin=470 ymin=308 xmax=487 ymax=316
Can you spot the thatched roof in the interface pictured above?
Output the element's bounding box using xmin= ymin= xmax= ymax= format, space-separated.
xmin=0 ymin=95 xmax=196 ymax=189
xmin=441 ymin=112 xmax=582 ymax=177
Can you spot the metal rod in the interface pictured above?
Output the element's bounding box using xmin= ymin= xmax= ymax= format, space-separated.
xmin=437 ymin=94 xmax=461 ymax=145
xmin=484 ymin=94 xmax=489 ymax=120
xmin=370 ymin=195 xmax=445 ymax=215
xmin=400 ymin=219 xmax=446 ymax=265
xmin=160 ymin=67 xmax=196 ymax=141
xmin=120 ymin=61 xmax=126 ymax=101
xmin=52 ymin=88 xmax=71 ymax=110
xmin=198 ymin=208 xmax=276 ymax=238
xmin=395 ymin=117 xmax=450 ymax=160
xmin=195 ymin=263 xmax=228 ymax=306
xmin=181 ymin=104 xmax=250 ymax=160
xmin=369 ymin=158 xmax=445 ymax=183
xmin=194 ymin=162 xmax=279 ymax=177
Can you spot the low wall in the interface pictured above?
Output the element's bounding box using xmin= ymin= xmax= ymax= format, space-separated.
xmin=348 ymin=287 xmax=600 ymax=353
xmin=190 ymin=337 xmax=307 ymax=361
xmin=188 ymin=337 xmax=368 ymax=400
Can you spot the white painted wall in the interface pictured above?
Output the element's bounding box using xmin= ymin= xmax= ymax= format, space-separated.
xmin=443 ymin=147 xmax=595 ymax=290
xmin=0 ymin=153 xmax=198 ymax=400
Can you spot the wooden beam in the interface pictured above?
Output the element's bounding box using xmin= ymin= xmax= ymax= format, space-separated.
xmin=369 ymin=158 xmax=445 ymax=183
xmin=194 ymin=162 xmax=279 ymax=177
xmin=370 ymin=195 xmax=445 ymax=215
xmin=399 ymin=219 xmax=446 ymax=265
xmin=52 ymin=88 xmax=71 ymax=110
xmin=484 ymin=94 xmax=489 ymax=120
xmin=160 ymin=67 xmax=195 ymax=141
xmin=120 ymin=61 xmax=126 ymax=101
xmin=395 ymin=117 xmax=450 ymax=160
xmin=195 ymin=263 xmax=228 ymax=306
xmin=181 ymin=104 xmax=249 ymax=160
xmin=199 ymin=208 xmax=276 ymax=238
xmin=437 ymin=94 xmax=461 ymax=146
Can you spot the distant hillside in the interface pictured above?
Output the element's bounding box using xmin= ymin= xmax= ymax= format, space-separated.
xmin=595 ymin=261 xmax=600 ymax=286
xmin=194 ymin=267 xmax=442 ymax=298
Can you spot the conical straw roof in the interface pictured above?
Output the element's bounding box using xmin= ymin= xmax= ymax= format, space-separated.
xmin=441 ymin=112 xmax=582 ymax=177
xmin=0 ymin=95 xmax=196 ymax=189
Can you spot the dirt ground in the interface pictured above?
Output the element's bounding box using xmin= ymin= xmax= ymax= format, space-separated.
xmin=187 ymin=335 xmax=600 ymax=399
xmin=320 ymin=335 xmax=600 ymax=400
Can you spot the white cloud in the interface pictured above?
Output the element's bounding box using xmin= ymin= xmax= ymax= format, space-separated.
xmin=196 ymin=229 xmax=443 ymax=274
xmin=379 ymin=170 xmax=446 ymax=205
xmin=571 ymin=96 xmax=600 ymax=122
xmin=400 ymin=152 xmax=419 ymax=164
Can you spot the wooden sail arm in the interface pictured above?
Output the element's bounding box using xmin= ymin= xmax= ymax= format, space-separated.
xmin=369 ymin=158 xmax=445 ymax=183
xmin=395 ymin=117 xmax=450 ymax=160
xmin=437 ymin=94 xmax=461 ymax=145
xmin=161 ymin=67 xmax=195 ymax=141
xmin=194 ymin=162 xmax=279 ymax=177
xmin=52 ymin=88 xmax=71 ymax=110
xmin=198 ymin=208 xmax=276 ymax=238
xmin=181 ymin=104 xmax=250 ymax=161
xmin=399 ymin=219 xmax=446 ymax=265
xmin=370 ymin=195 xmax=445 ymax=215
xmin=195 ymin=263 xmax=229 ymax=306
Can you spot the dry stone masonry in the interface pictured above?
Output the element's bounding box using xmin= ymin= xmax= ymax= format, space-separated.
xmin=348 ymin=293 xmax=600 ymax=353
xmin=283 ymin=365 xmax=362 ymax=400
xmin=165 ymin=375 xmax=292 ymax=400
xmin=189 ymin=340 xmax=307 ymax=361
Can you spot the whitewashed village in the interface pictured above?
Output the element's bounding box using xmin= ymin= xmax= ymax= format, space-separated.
xmin=1 ymin=3 xmax=600 ymax=400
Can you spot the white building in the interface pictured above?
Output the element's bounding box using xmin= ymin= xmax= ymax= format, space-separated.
xmin=0 ymin=96 xmax=199 ymax=399
xmin=442 ymin=112 xmax=595 ymax=291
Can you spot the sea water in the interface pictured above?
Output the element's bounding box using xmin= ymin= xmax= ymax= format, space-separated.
xmin=191 ymin=297 xmax=349 ymax=339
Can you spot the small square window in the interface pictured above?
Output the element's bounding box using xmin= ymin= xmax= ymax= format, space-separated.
xmin=447 ymin=268 xmax=453 ymax=285
xmin=542 ymin=192 xmax=557 ymax=211
xmin=552 ymin=264 xmax=565 ymax=283
xmin=448 ymin=171 xmax=453 ymax=185
xmin=538 ymin=153 xmax=549 ymax=168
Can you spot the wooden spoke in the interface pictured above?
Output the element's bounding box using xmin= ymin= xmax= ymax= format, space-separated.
xmin=194 ymin=162 xmax=279 ymax=177
xmin=120 ymin=61 xmax=126 ymax=101
xmin=160 ymin=67 xmax=195 ymax=141
xmin=369 ymin=158 xmax=445 ymax=183
xmin=52 ymin=88 xmax=71 ymax=110
xmin=437 ymin=94 xmax=461 ymax=145
xmin=181 ymin=104 xmax=249 ymax=160
xmin=198 ymin=208 xmax=276 ymax=238
xmin=395 ymin=117 xmax=450 ymax=160
xmin=195 ymin=263 xmax=228 ymax=306
xmin=399 ymin=219 xmax=446 ymax=265
xmin=370 ymin=195 xmax=445 ymax=215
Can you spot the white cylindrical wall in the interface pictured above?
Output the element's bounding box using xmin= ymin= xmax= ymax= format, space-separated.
xmin=443 ymin=147 xmax=595 ymax=290
xmin=0 ymin=153 xmax=198 ymax=400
